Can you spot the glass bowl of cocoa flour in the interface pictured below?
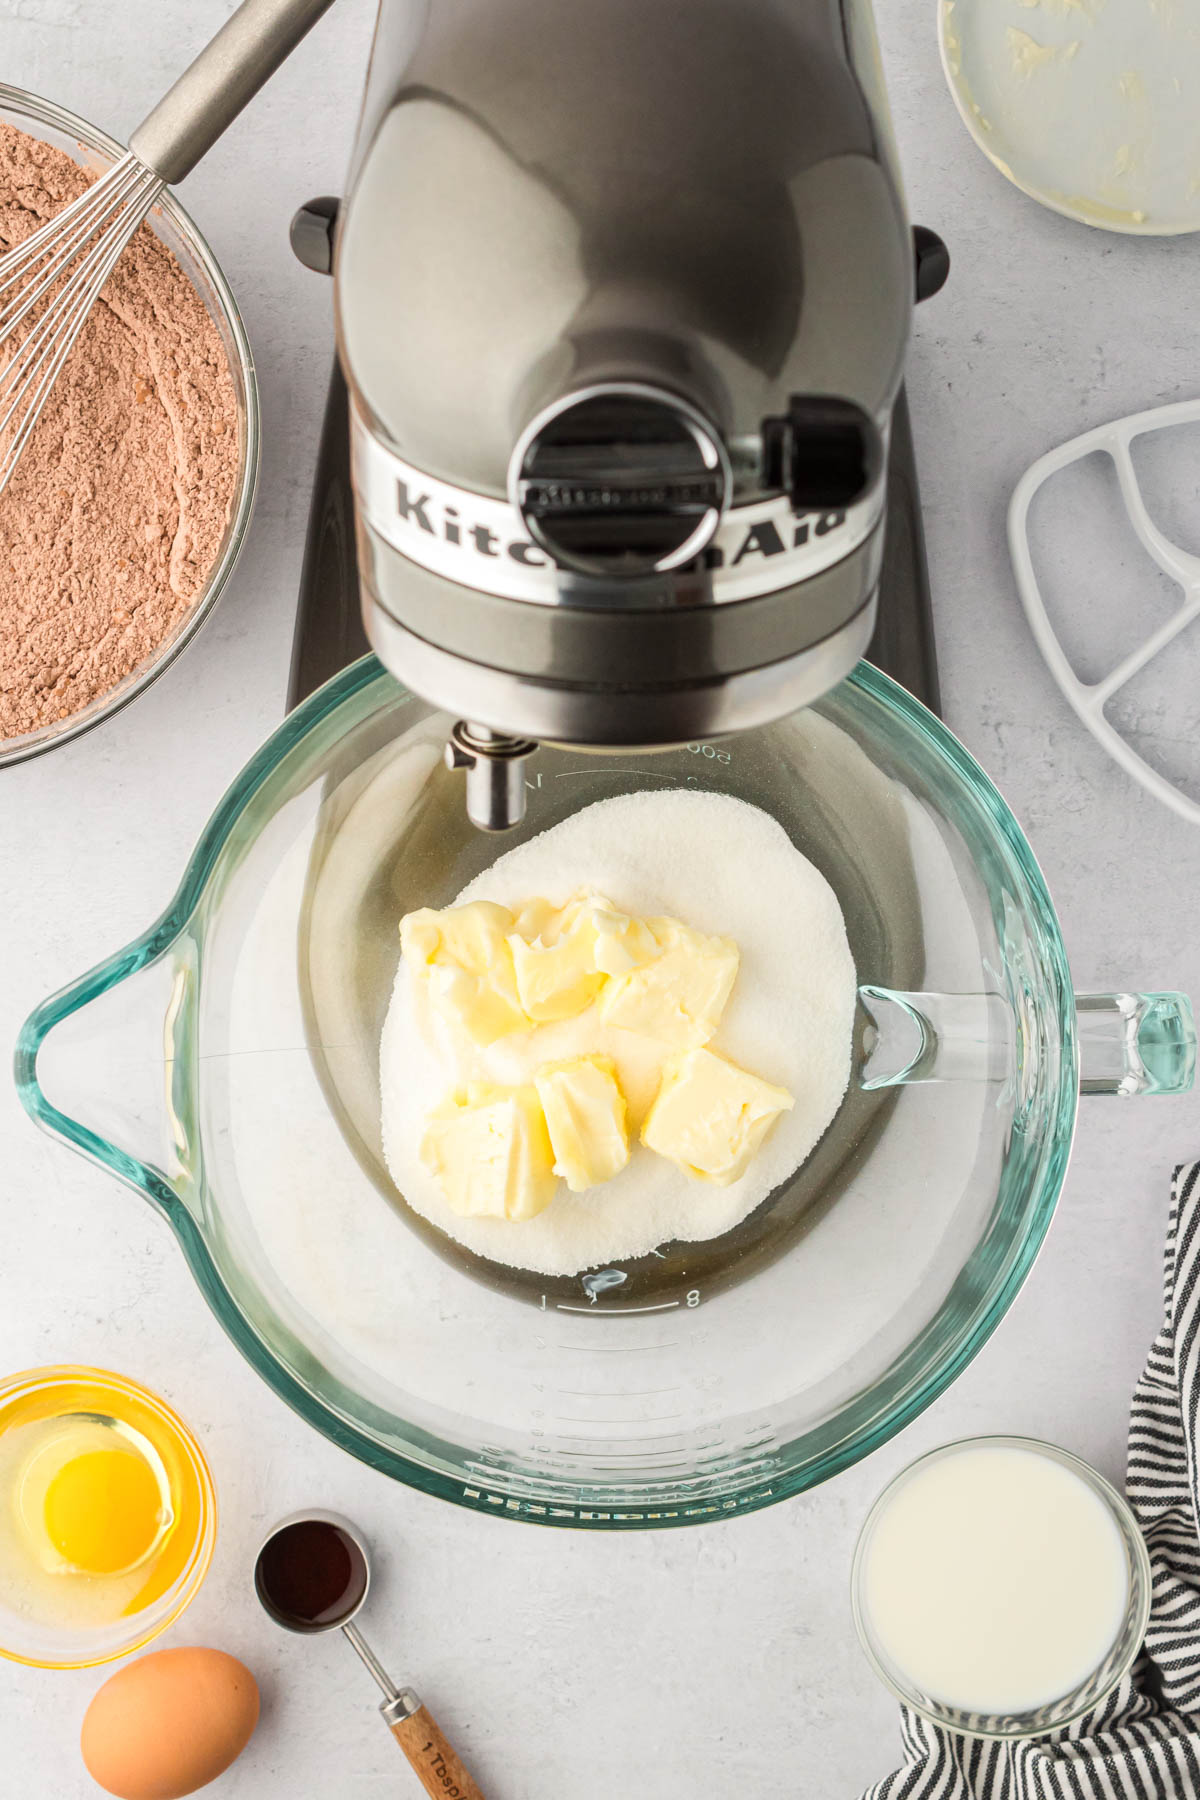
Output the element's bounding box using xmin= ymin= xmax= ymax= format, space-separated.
xmin=0 ymin=85 xmax=260 ymax=766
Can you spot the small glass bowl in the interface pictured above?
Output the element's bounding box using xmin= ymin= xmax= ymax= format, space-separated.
xmin=0 ymin=1366 xmax=217 ymax=1670
xmin=851 ymin=1436 xmax=1152 ymax=1739
xmin=0 ymin=83 xmax=260 ymax=768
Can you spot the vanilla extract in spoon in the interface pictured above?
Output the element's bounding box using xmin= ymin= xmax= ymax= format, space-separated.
xmin=254 ymin=1513 xmax=487 ymax=1799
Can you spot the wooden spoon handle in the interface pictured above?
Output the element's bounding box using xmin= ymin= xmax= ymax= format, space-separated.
xmin=391 ymin=1703 xmax=487 ymax=1800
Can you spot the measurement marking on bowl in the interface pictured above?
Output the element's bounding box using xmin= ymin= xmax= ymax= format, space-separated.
xmin=554 ymin=1301 xmax=681 ymax=1315
xmin=548 ymin=769 xmax=682 ymax=784
xmin=552 ymin=1417 xmax=685 ymax=1429
xmin=534 ymin=1430 xmax=724 ymax=1449
xmin=554 ymin=1388 xmax=682 ymax=1400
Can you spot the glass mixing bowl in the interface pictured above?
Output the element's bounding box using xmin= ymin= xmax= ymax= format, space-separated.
xmin=0 ymin=84 xmax=260 ymax=768
xmin=15 ymin=659 xmax=1195 ymax=1527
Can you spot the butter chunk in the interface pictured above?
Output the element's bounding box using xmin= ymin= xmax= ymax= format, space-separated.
xmin=507 ymin=895 xmax=607 ymax=1023
xmin=506 ymin=892 xmax=661 ymax=1020
xmin=400 ymin=901 xmax=529 ymax=1045
xmin=599 ymin=917 xmax=739 ymax=1047
xmin=420 ymin=1084 xmax=558 ymax=1220
xmin=587 ymin=895 xmax=661 ymax=977
xmin=534 ymin=1055 xmax=630 ymax=1191
xmin=641 ymin=1047 xmax=793 ymax=1185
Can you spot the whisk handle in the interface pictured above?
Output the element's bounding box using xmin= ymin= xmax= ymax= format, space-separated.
xmin=130 ymin=0 xmax=337 ymax=185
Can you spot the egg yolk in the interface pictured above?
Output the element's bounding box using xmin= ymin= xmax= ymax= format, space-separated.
xmin=42 ymin=1449 xmax=162 ymax=1574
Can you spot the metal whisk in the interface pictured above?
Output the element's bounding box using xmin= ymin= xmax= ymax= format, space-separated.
xmin=0 ymin=0 xmax=337 ymax=498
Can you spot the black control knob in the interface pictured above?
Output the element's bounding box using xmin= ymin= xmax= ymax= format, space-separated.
xmin=511 ymin=385 xmax=731 ymax=579
xmin=290 ymin=195 xmax=339 ymax=274
xmin=913 ymin=225 xmax=950 ymax=303
xmin=761 ymin=396 xmax=885 ymax=514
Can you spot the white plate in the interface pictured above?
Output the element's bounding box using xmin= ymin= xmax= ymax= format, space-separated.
xmin=939 ymin=0 xmax=1200 ymax=234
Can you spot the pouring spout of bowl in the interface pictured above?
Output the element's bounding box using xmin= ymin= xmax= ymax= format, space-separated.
xmin=14 ymin=937 xmax=196 ymax=1216
xmin=858 ymin=986 xmax=1195 ymax=1098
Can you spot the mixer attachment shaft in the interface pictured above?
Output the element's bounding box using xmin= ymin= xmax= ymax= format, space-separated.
xmin=444 ymin=723 xmax=537 ymax=832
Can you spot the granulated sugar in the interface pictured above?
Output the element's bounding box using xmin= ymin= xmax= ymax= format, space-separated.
xmin=380 ymin=790 xmax=857 ymax=1276
xmin=0 ymin=122 xmax=239 ymax=741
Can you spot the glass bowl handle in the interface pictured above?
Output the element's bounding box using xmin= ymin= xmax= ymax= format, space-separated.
xmin=1075 ymin=992 xmax=1196 ymax=1097
xmin=14 ymin=944 xmax=193 ymax=1216
xmin=859 ymin=987 xmax=1195 ymax=1097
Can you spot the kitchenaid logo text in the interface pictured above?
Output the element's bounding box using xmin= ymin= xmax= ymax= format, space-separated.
xmin=394 ymin=476 xmax=850 ymax=571
xmin=395 ymin=479 xmax=549 ymax=566
xmin=350 ymin=404 xmax=884 ymax=608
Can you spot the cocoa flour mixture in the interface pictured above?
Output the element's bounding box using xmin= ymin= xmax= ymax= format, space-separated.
xmin=0 ymin=123 xmax=239 ymax=741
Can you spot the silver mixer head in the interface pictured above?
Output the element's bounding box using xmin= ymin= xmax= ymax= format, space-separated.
xmin=329 ymin=0 xmax=945 ymax=828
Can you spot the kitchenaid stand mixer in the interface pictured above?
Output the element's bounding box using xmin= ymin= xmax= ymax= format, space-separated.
xmin=16 ymin=0 xmax=1198 ymax=1531
xmin=289 ymin=0 xmax=949 ymax=821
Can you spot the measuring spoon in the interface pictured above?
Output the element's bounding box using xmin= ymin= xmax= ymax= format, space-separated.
xmin=255 ymin=1511 xmax=486 ymax=1799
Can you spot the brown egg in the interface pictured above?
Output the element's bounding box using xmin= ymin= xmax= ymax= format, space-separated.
xmin=81 ymin=1647 xmax=260 ymax=1800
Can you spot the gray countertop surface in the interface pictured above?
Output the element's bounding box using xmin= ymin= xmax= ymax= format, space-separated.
xmin=2 ymin=1 xmax=1198 ymax=1793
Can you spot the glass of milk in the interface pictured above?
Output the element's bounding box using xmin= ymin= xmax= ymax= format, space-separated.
xmin=852 ymin=1437 xmax=1152 ymax=1737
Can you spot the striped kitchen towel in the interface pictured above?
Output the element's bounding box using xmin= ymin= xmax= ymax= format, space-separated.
xmin=860 ymin=1159 xmax=1200 ymax=1799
